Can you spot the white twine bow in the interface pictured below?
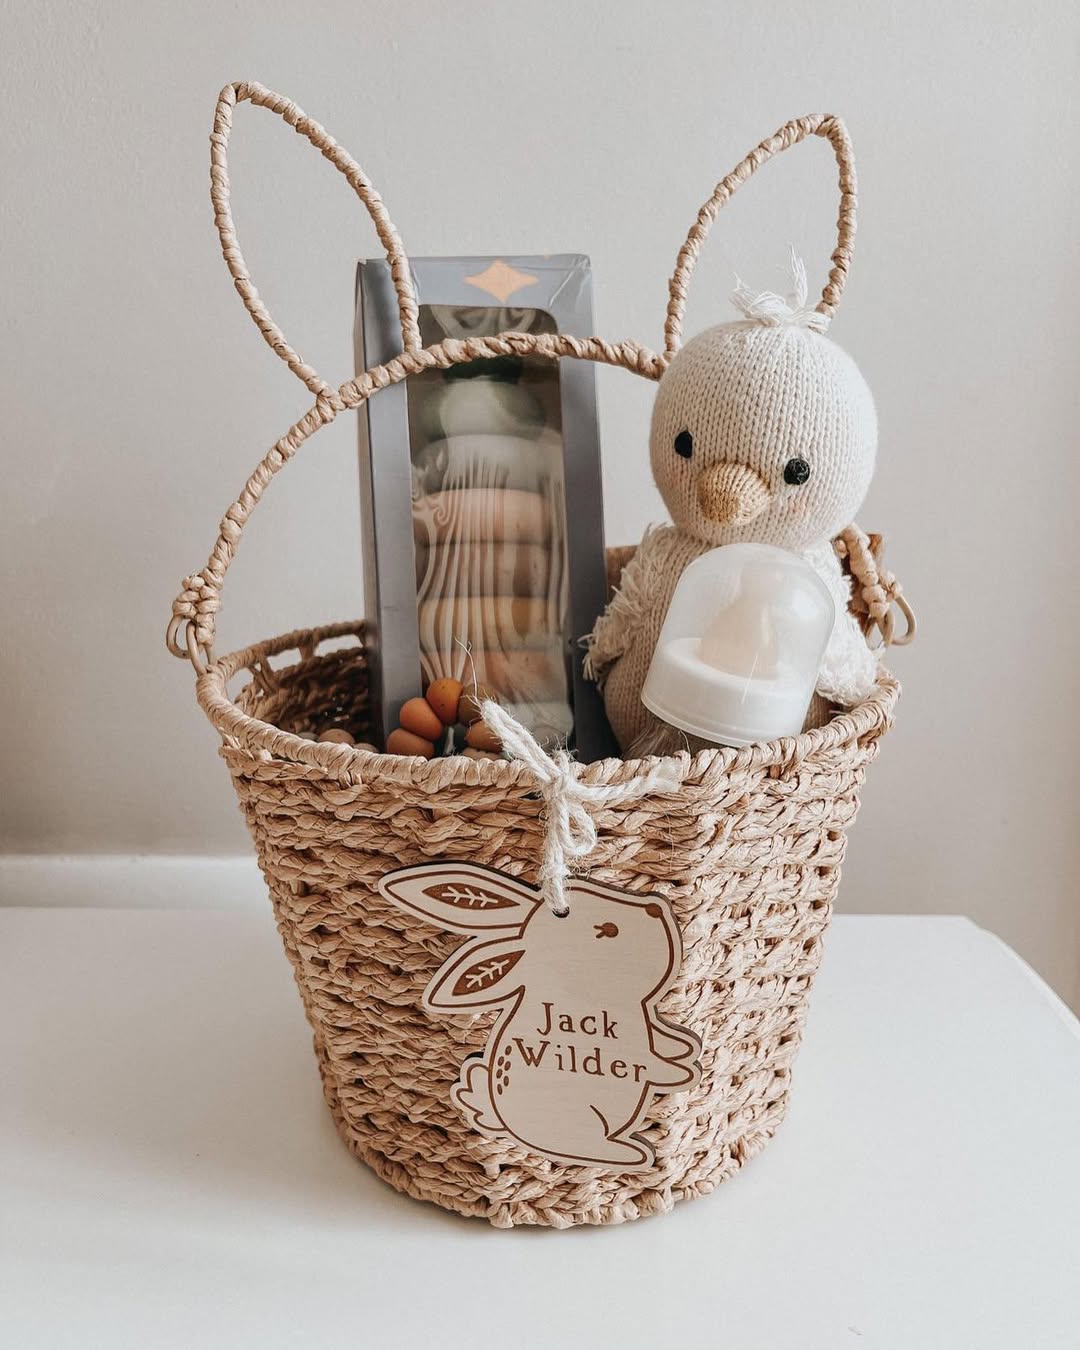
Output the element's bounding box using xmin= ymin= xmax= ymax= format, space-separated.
xmin=480 ymin=700 xmax=685 ymax=917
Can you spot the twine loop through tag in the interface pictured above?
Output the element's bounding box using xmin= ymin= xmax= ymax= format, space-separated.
xmin=480 ymin=701 xmax=685 ymax=917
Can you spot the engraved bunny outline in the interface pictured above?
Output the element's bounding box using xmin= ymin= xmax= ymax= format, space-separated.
xmin=379 ymin=861 xmax=701 ymax=1170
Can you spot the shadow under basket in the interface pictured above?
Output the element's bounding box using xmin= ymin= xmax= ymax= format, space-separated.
xmin=199 ymin=619 xmax=898 ymax=1228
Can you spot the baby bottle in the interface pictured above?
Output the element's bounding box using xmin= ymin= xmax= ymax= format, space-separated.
xmin=630 ymin=543 xmax=835 ymax=756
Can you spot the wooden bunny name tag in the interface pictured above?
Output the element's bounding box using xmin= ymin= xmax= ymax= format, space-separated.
xmin=378 ymin=862 xmax=702 ymax=1170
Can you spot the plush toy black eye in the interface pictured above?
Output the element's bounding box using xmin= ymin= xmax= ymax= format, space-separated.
xmin=783 ymin=457 xmax=811 ymax=486
xmin=674 ymin=430 xmax=693 ymax=459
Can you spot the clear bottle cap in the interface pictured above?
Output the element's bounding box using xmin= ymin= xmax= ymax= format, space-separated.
xmin=640 ymin=543 xmax=835 ymax=747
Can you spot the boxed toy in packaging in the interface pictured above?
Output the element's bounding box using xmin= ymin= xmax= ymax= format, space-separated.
xmin=354 ymin=255 xmax=617 ymax=761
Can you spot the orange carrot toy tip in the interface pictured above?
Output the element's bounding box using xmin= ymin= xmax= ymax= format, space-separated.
xmin=425 ymin=678 xmax=464 ymax=726
xmin=386 ymin=728 xmax=436 ymax=759
xmin=399 ymin=697 xmax=444 ymax=741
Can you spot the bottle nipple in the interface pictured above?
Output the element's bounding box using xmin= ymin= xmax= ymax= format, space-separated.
xmin=698 ymin=566 xmax=786 ymax=678
xmin=699 ymin=604 xmax=781 ymax=679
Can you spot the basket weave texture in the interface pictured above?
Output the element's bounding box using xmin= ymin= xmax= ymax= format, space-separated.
xmin=201 ymin=620 xmax=897 ymax=1227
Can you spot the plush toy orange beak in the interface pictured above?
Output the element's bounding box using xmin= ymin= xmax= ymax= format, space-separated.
xmin=696 ymin=462 xmax=772 ymax=526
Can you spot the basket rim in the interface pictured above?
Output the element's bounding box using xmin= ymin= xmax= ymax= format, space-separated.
xmin=194 ymin=620 xmax=900 ymax=791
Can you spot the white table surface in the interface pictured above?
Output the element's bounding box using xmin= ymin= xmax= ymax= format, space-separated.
xmin=2 ymin=905 xmax=1078 ymax=1350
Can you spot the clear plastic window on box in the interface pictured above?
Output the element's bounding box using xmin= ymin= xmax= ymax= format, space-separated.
xmin=407 ymin=304 xmax=571 ymax=745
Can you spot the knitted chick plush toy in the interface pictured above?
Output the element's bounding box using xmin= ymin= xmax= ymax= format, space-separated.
xmin=587 ymin=118 xmax=907 ymax=752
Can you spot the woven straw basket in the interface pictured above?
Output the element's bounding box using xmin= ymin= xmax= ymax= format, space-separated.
xmin=168 ymin=84 xmax=909 ymax=1228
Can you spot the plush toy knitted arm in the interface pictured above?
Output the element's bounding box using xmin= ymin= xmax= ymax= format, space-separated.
xmin=584 ymin=570 xmax=642 ymax=688
xmin=799 ymin=540 xmax=875 ymax=705
xmin=585 ymin=527 xmax=671 ymax=689
xmin=816 ymin=613 xmax=880 ymax=706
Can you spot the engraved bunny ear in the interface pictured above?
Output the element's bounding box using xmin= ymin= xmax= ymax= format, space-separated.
xmin=424 ymin=935 xmax=529 ymax=1010
xmin=378 ymin=863 xmax=541 ymax=935
xmin=662 ymin=114 xmax=858 ymax=361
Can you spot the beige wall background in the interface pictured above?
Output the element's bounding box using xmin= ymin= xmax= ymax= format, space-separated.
xmin=2 ymin=0 xmax=1078 ymax=1005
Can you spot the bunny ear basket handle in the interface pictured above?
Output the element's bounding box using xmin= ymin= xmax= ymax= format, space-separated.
xmin=167 ymin=81 xmax=423 ymax=669
xmin=663 ymin=113 xmax=857 ymax=359
xmin=166 ymin=92 xmax=890 ymax=676
xmin=210 ymin=81 xmax=422 ymax=394
xmin=166 ymin=81 xmax=662 ymax=673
